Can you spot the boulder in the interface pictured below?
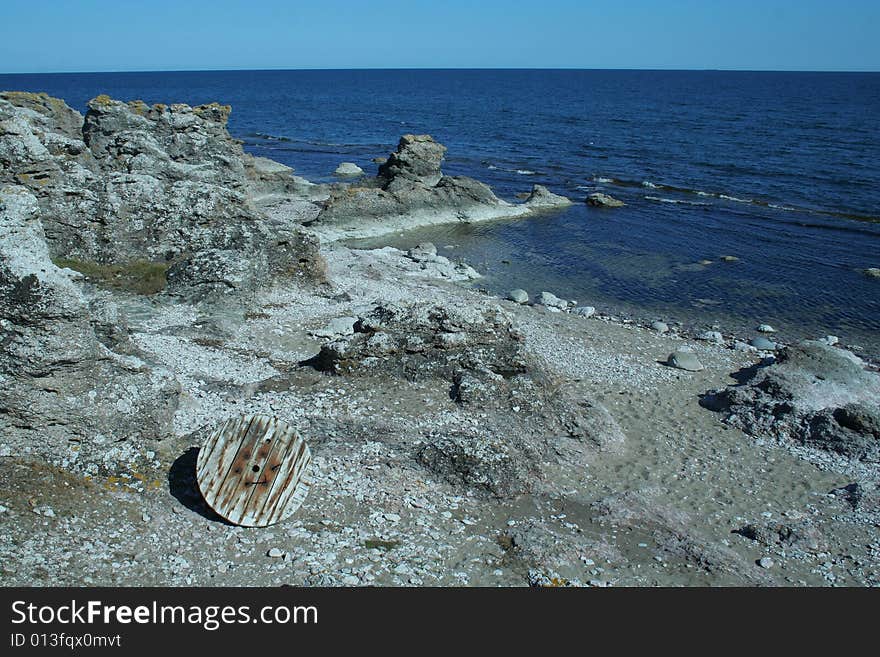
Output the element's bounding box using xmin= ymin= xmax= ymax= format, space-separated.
xmin=334 ymin=162 xmax=364 ymax=177
xmin=378 ymin=134 xmax=446 ymax=188
xmin=705 ymin=340 xmax=880 ymax=461
xmin=668 ymin=350 xmax=703 ymax=372
xmin=586 ymin=192 xmax=625 ymax=208
xmin=651 ymin=321 xmax=669 ymax=333
xmin=573 ymin=306 xmax=596 ymax=318
xmin=537 ymin=291 xmax=568 ymax=310
xmin=750 ymin=336 xmax=777 ymax=351
xmin=523 ymin=184 xmax=572 ymax=209
xmin=697 ymin=330 xmax=723 ymax=344
xmin=508 ymin=289 xmax=529 ymax=304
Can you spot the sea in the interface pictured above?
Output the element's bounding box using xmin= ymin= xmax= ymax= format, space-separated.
xmin=2 ymin=69 xmax=878 ymax=354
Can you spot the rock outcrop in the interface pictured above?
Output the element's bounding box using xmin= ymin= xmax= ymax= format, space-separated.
xmin=0 ymin=186 xmax=180 ymax=473
xmin=304 ymin=300 xmax=625 ymax=497
xmin=307 ymin=134 xmax=570 ymax=240
xmin=0 ymin=91 xmax=325 ymax=300
xmin=704 ymin=340 xmax=880 ymax=461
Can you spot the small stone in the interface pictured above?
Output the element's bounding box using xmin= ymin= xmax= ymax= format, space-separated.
xmin=507 ymin=289 xmax=529 ymax=304
xmin=757 ymin=324 xmax=776 ymax=333
xmin=267 ymin=547 xmax=285 ymax=558
xmin=668 ymin=350 xmax=704 ymax=372
xmin=758 ymin=556 xmax=774 ymax=569
xmin=862 ymin=267 xmax=880 ymax=278
xmin=573 ymin=306 xmax=596 ymax=318
xmin=383 ymin=513 xmax=401 ymax=523
xmin=650 ymin=321 xmax=669 ymax=333
xmin=818 ymin=335 xmax=839 ymax=346
xmin=720 ymin=255 xmax=739 ymax=262
xmin=141 ymin=512 xmax=151 ymax=523
xmin=734 ymin=341 xmax=757 ymax=352
xmin=750 ymin=337 xmax=777 ymax=351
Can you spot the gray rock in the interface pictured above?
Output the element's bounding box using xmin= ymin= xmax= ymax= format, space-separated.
xmin=758 ymin=556 xmax=774 ymax=569
xmin=407 ymin=242 xmax=438 ymax=261
xmin=818 ymin=335 xmax=839 ymax=346
xmin=508 ymin=289 xmax=529 ymax=304
xmin=312 ymin=316 xmax=357 ymax=339
xmin=573 ymin=306 xmax=596 ymax=318
xmin=267 ymin=548 xmax=285 ymax=558
xmin=0 ymin=185 xmax=180 ymax=473
xmin=523 ymin=184 xmax=572 ymax=209
xmin=697 ymin=330 xmax=724 ymax=344
xmin=757 ymin=324 xmax=776 ymax=333
xmin=650 ymin=321 xmax=669 ymax=333
xmin=378 ymin=134 xmax=446 ymax=187
xmin=707 ymin=340 xmax=880 ymax=462
xmin=586 ymin=192 xmax=625 ymax=208
xmin=750 ymin=337 xmax=777 ymax=350
xmin=537 ymin=291 xmax=569 ymax=309
xmin=720 ymin=255 xmax=739 ymax=262
xmin=668 ymin=350 xmax=704 ymax=372
xmin=0 ymin=92 xmax=325 ymax=300
xmin=334 ymin=162 xmax=364 ymax=177
xmin=736 ymin=519 xmax=826 ymax=553
xmin=862 ymin=267 xmax=880 ymax=278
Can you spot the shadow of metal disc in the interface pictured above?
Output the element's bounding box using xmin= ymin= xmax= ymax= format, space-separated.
xmin=196 ymin=414 xmax=312 ymax=527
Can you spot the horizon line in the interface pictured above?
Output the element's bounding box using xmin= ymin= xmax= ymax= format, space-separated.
xmin=2 ymin=66 xmax=879 ymax=76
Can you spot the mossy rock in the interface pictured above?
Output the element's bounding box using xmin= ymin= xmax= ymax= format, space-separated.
xmin=52 ymin=258 xmax=169 ymax=295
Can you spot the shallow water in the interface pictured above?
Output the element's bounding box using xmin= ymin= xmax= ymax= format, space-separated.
xmin=2 ymin=69 xmax=878 ymax=352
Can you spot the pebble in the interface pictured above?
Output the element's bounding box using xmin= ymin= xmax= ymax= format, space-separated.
xmin=507 ymin=289 xmax=529 ymax=304
xmin=756 ymin=324 xmax=776 ymax=333
xmin=573 ymin=306 xmax=596 ymax=318
xmin=650 ymin=321 xmax=669 ymax=333
xmin=267 ymin=548 xmax=285 ymax=558
xmin=818 ymin=335 xmax=839 ymax=346
xmin=758 ymin=556 xmax=775 ymax=569
xmin=384 ymin=513 xmax=402 ymax=523
xmin=667 ymin=350 xmax=704 ymax=372
xmin=720 ymin=255 xmax=739 ymax=262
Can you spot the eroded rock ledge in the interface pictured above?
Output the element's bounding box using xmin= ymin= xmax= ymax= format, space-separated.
xmin=306 ymin=134 xmax=571 ymax=241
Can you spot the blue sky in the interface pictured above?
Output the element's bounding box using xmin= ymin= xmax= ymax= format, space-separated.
xmin=1 ymin=0 xmax=878 ymax=73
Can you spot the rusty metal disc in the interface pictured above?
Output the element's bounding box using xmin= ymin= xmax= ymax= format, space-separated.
xmin=196 ymin=414 xmax=312 ymax=527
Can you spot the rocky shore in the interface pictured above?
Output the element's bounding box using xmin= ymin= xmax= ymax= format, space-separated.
xmin=1 ymin=92 xmax=877 ymax=587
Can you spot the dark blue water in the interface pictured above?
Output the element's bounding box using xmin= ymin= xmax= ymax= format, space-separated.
xmin=2 ymin=70 xmax=879 ymax=351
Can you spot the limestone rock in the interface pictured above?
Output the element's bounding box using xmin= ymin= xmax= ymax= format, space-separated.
xmin=0 ymin=185 xmax=180 ymax=473
xmin=508 ymin=289 xmax=529 ymax=304
xmin=705 ymin=340 xmax=880 ymax=461
xmin=334 ymin=162 xmax=364 ymax=177
xmin=586 ymin=192 xmax=625 ymax=208
xmin=523 ymin=184 xmax=572 ymax=209
xmin=668 ymin=350 xmax=703 ymax=372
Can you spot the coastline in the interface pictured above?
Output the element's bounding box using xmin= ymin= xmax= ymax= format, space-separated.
xmin=1 ymin=91 xmax=878 ymax=587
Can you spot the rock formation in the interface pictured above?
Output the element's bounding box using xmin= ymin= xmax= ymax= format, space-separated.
xmin=0 ymin=185 xmax=180 ymax=474
xmin=307 ymin=134 xmax=570 ymax=240
xmin=0 ymin=91 xmax=325 ymax=300
xmin=304 ymin=300 xmax=625 ymax=498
